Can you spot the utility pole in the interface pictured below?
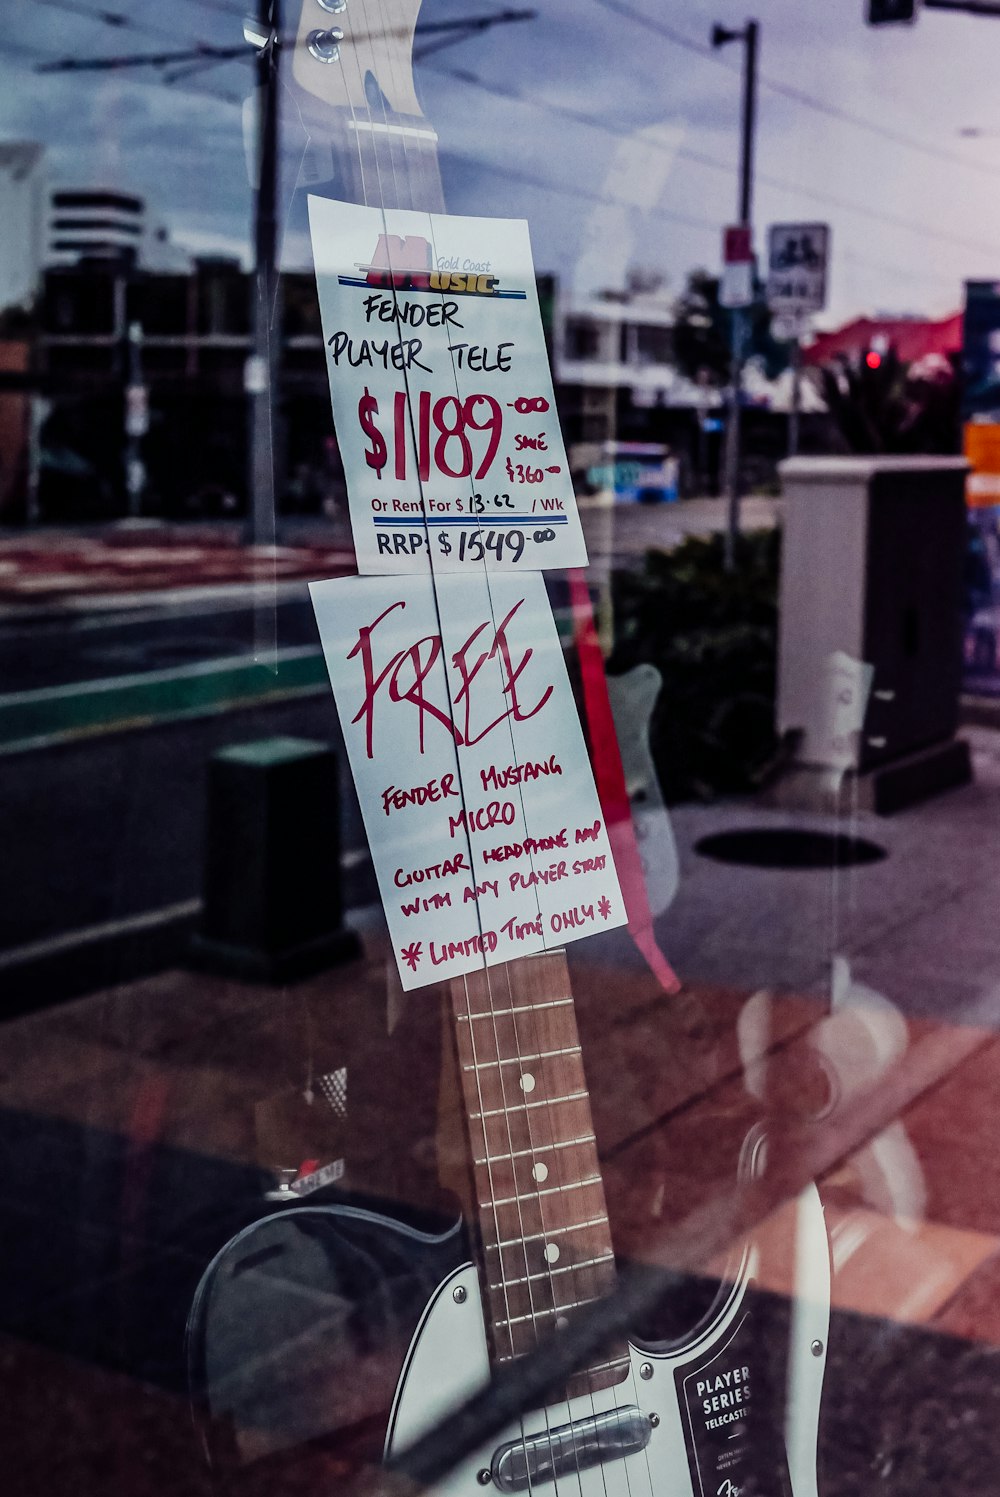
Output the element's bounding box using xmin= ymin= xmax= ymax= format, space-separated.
xmin=789 ymin=331 xmax=802 ymax=457
xmin=246 ymin=0 xmax=281 ymax=548
xmin=712 ymin=18 xmax=759 ymax=571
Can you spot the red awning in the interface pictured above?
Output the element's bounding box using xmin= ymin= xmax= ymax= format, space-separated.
xmin=803 ymin=312 xmax=962 ymax=366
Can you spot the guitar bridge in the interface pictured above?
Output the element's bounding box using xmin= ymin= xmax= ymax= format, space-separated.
xmin=489 ymin=1405 xmax=653 ymax=1492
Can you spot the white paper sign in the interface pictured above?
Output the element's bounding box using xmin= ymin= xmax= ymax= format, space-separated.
xmin=310 ymin=572 xmax=626 ymax=990
xmin=308 ymin=197 xmax=586 ymax=575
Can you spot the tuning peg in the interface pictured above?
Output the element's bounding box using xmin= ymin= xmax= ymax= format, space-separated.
xmin=307 ymin=25 xmax=344 ymax=60
xmin=315 ymin=0 xmax=347 ymax=11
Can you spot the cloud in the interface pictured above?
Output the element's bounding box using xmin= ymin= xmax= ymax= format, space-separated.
xmin=4 ymin=0 xmax=1000 ymax=325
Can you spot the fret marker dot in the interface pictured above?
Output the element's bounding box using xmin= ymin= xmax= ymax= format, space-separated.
xmin=543 ymin=1242 xmax=560 ymax=1264
xmin=532 ymin=1162 xmax=549 ymax=1183
xmin=520 ymin=1072 xmax=536 ymax=1093
xmin=556 ymin=1316 xmax=569 ymax=1331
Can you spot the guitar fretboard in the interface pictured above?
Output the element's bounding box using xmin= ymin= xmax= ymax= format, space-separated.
xmin=451 ymin=951 xmax=629 ymax=1397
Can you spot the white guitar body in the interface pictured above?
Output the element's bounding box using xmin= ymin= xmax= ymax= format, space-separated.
xmin=386 ymin=1186 xmax=829 ymax=1497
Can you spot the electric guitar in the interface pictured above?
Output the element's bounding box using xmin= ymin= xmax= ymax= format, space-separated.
xmin=186 ymin=6 xmax=828 ymax=1493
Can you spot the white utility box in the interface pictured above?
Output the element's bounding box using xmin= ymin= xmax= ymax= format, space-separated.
xmin=777 ymin=456 xmax=971 ymax=812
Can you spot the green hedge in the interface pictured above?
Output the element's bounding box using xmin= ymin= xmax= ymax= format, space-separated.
xmin=610 ymin=529 xmax=782 ymax=803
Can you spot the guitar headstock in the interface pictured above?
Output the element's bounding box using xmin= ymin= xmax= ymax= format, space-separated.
xmin=290 ymin=0 xmax=426 ymax=123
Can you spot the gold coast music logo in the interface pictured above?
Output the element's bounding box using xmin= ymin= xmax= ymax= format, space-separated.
xmin=340 ymin=234 xmax=523 ymax=298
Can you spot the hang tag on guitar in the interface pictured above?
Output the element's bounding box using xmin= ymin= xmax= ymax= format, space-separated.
xmin=311 ymin=571 xmax=626 ymax=990
xmin=308 ymin=196 xmax=586 ymax=575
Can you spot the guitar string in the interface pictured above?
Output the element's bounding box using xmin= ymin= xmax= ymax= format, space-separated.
xmin=369 ymin=28 xmax=632 ymax=1494
xmin=326 ymin=12 xmax=635 ymax=1491
xmin=343 ymin=0 xmax=536 ymax=1434
xmin=499 ymin=952 xmax=611 ymax=1497
xmin=407 ymin=181 xmax=615 ymax=1495
xmin=407 ymin=122 xmax=630 ymax=1497
xmin=368 ymin=0 xmax=421 ymax=212
xmin=413 ymin=198 xmax=594 ymax=1493
xmin=334 ymin=12 xmax=548 ymax=1490
xmin=338 ymin=0 xmax=497 ymax=1035
xmin=359 ymin=15 xmax=588 ymax=1486
xmin=496 ymin=933 xmax=637 ymax=1497
xmin=455 ymin=968 xmax=533 ymax=1461
xmin=359 ymin=0 xmax=404 ymax=213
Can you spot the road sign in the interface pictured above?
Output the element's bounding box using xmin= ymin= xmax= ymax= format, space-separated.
xmin=720 ymin=261 xmax=754 ymax=309
xmin=723 ymin=224 xmax=753 ymax=264
xmin=766 ymin=223 xmax=830 ymax=315
xmin=720 ymin=223 xmax=755 ymax=308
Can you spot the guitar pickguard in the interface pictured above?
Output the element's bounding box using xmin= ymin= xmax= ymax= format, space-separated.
xmin=386 ymin=1185 xmax=828 ymax=1497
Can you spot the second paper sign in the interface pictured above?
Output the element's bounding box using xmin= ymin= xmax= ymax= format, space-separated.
xmin=310 ymin=572 xmax=625 ymax=991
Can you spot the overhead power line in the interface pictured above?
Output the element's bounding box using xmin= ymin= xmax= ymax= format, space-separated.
xmin=423 ymin=145 xmax=961 ymax=302
xmin=427 ymin=60 xmax=1000 ymax=262
xmin=27 ymin=0 xmax=248 ymax=99
xmin=33 ymin=8 xmax=535 ymax=79
xmin=36 ymin=43 xmax=247 ymax=73
xmin=441 ymin=145 xmax=719 ymax=232
xmin=33 ymin=0 xmax=215 ymax=46
xmin=589 ymin=0 xmax=1000 ymax=186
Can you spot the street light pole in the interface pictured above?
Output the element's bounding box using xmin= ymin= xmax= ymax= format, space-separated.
xmin=713 ymin=18 xmax=759 ymax=571
xmin=737 ymin=20 xmax=758 ymax=224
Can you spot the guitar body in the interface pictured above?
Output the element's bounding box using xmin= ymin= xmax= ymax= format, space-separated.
xmin=387 ymin=1255 xmax=756 ymax=1497
xmin=190 ymin=1184 xmax=827 ymax=1494
xmin=187 ymin=1202 xmax=467 ymax=1470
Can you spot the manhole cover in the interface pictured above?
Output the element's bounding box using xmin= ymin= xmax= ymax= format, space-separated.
xmin=694 ymin=829 xmax=887 ymax=870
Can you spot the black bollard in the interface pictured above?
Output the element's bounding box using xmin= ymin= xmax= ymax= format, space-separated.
xmin=193 ymin=736 xmax=361 ymax=982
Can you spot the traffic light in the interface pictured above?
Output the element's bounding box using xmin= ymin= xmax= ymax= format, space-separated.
xmin=867 ymin=0 xmax=918 ymax=24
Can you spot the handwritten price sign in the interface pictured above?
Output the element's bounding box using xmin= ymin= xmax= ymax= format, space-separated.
xmin=308 ymin=198 xmax=587 ymax=575
xmin=310 ymin=572 xmax=626 ymax=991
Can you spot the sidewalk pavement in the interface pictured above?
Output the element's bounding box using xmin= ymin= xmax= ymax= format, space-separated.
xmin=3 ymin=723 xmax=1000 ymax=1494
xmin=0 ymin=520 xmax=357 ymax=609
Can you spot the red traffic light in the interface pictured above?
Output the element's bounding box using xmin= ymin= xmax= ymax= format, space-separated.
xmin=865 ymin=350 xmax=883 ymax=369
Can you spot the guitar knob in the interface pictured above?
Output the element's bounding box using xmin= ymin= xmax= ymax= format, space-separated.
xmin=307 ymin=25 xmax=344 ymax=61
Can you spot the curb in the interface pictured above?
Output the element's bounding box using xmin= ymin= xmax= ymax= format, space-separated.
xmin=0 ymin=646 xmax=330 ymax=756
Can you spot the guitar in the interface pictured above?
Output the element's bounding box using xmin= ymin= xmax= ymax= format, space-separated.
xmin=187 ymin=945 xmax=827 ymax=1493
xmin=186 ymin=5 xmax=828 ymax=1493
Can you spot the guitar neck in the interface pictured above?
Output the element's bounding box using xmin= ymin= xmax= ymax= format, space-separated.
xmin=451 ymin=951 xmax=629 ymax=1397
xmin=289 ymin=0 xmax=624 ymax=1397
xmin=290 ymin=0 xmax=444 ymax=216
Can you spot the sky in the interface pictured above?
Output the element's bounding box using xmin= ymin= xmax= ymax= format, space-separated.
xmin=6 ymin=0 xmax=1000 ymax=328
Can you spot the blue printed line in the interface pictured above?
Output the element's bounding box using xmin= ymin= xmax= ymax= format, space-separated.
xmin=372 ymin=516 xmax=568 ymax=526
